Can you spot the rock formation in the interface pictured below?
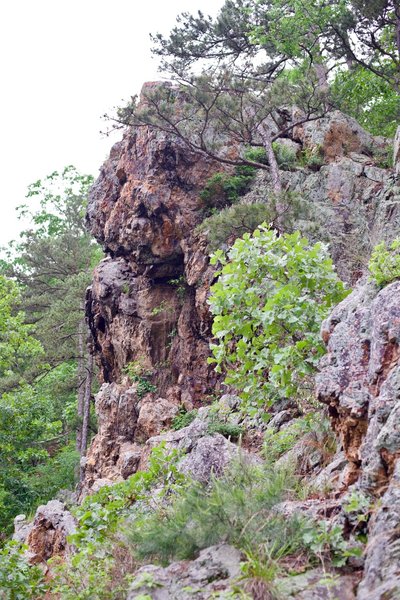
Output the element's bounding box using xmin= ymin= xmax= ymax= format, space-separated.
xmin=17 ymin=84 xmax=400 ymax=598
xmin=317 ymin=280 xmax=400 ymax=599
xmin=82 ymin=91 xmax=399 ymax=492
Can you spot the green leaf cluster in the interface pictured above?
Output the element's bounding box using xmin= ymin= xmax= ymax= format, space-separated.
xmin=0 ymin=541 xmax=48 ymax=599
xmin=368 ymin=238 xmax=400 ymax=286
xmin=208 ymin=227 xmax=349 ymax=410
xmin=127 ymin=460 xmax=304 ymax=564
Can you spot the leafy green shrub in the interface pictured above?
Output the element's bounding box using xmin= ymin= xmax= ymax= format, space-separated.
xmin=200 ymin=172 xmax=253 ymax=210
xmin=207 ymin=417 xmax=243 ymax=440
xmin=25 ymin=444 xmax=79 ymax=505
xmin=49 ymin=444 xmax=184 ymax=599
xmin=197 ymin=203 xmax=274 ymax=251
xmin=302 ymin=521 xmax=362 ymax=568
xmin=369 ymin=238 xmax=400 ymax=286
xmin=171 ymin=408 xmax=198 ymax=430
xmin=371 ymin=146 xmax=393 ymax=169
xmin=298 ymin=146 xmax=324 ymax=170
xmin=127 ymin=460 xmax=305 ymax=564
xmin=263 ymin=415 xmax=318 ymax=462
xmin=197 ymin=190 xmax=312 ymax=252
xmin=123 ymin=358 xmax=157 ymax=399
xmin=242 ymin=147 xmax=268 ymax=166
xmin=200 ymin=148 xmax=268 ymax=213
xmin=272 ymin=142 xmax=297 ymax=170
xmin=0 ymin=541 xmax=47 ymax=599
xmin=331 ymin=66 xmax=400 ymax=138
xmin=208 ymin=227 xmax=349 ymax=411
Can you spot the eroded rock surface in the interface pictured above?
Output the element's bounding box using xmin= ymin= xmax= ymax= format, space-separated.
xmin=127 ymin=544 xmax=242 ymax=600
xmin=317 ymin=280 xmax=400 ymax=599
xmin=83 ymin=85 xmax=397 ymax=497
xmin=24 ymin=500 xmax=75 ymax=564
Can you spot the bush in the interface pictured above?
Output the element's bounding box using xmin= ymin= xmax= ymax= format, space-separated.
xmin=197 ymin=203 xmax=274 ymax=251
xmin=198 ymin=191 xmax=310 ymax=252
xmin=0 ymin=541 xmax=47 ymax=599
xmin=298 ymin=146 xmax=324 ymax=170
xmin=127 ymin=460 xmax=304 ymax=564
xmin=207 ymin=416 xmax=243 ymax=440
xmin=369 ymin=238 xmax=400 ymax=286
xmin=49 ymin=444 xmax=185 ymax=599
xmin=208 ymin=227 xmax=349 ymax=411
xmin=331 ymin=66 xmax=400 ymax=138
xmin=271 ymin=142 xmax=297 ymax=170
xmin=199 ymin=147 xmax=269 ymax=213
xmin=200 ymin=172 xmax=253 ymax=210
xmin=24 ymin=444 xmax=79 ymax=505
xmin=171 ymin=408 xmax=198 ymax=430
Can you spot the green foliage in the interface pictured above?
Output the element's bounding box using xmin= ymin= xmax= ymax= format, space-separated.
xmin=0 ymin=541 xmax=47 ymax=599
xmin=135 ymin=379 xmax=157 ymax=399
xmin=171 ymin=408 xmax=198 ymax=430
xmin=127 ymin=460 xmax=305 ymax=564
xmin=200 ymin=172 xmax=253 ymax=210
xmin=50 ymin=444 xmax=184 ymax=599
xmin=0 ymin=167 xmax=100 ymax=535
xmin=123 ymin=358 xmax=157 ymax=399
xmin=208 ymin=227 xmax=349 ymax=411
xmin=168 ymin=275 xmax=187 ymax=301
xmin=302 ymin=521 xmax=363 ymax=568
xmin=369 ymin=238 xmax=400 ymax=286
xmin=263 ymin=414 xmax=319 ymax=462
xmin=0 ymin=276 xmax=43 ymax=383
xmin=0 ymin=384 xmax=70 ymax=535
xmin=271 ymin=142 xmax=297 ymax=170
xmin=371 ymin=146 xmax=393 ymax=169
xmin=343 ymin=490 xmax=372 ymax=525
xmin=197 ymin=203 xmax=275 ymax=251
xmin=298 ymin=146 xmax=325 ymax=171
xmin=25 ymin=444 xmax=79 ymax=503
xmin=198 ymin=189 xmax=311 ymax=252
xmin=207 ymin=416 xmax=243 ymax=441
xmin=332 ymin=66 xmax=400 ymax=138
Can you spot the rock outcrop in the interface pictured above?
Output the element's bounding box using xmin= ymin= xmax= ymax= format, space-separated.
xmin=82 ymin=89 xmax=397 ymax=491
xmin=317 ymin=280 xmax=400 ymax=599
xmin=127 ymin=544 xmax=242 ymax=600
xmin=21 ymin=500 xmax=76 ymax=564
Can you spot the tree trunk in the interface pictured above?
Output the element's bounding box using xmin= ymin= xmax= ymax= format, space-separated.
xmin=80 ymin=350 xmax=93 ymax=456
xmin=258 ymin=119 xmax=282 ymax=195
xmin=79 ymin=346 xmax=94 ymax=483
xmin=75 ymin=316 xmax=86 ymax=451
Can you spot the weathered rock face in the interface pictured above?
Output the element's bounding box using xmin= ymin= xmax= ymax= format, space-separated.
xmin=83 ymin=86 xmax=397 ymax=489
xmin=83 ymin=104 xmax=225 ymax=488
xmin=248 ymin=111 xmax=399 ymax=283
xmin=127 ymin=544 xmax=242 ymax=600
xmin=317 ymin=280 xmax=400 ymax=599
xmin=21 ymin=500 xmax=76 ymax=564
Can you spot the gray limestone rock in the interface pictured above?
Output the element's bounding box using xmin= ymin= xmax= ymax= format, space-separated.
xmin=127 ymin=544 xmax=242 ymax=600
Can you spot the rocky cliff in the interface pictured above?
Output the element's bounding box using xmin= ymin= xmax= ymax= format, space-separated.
xmin=81 ymin=93 xmax=399 ymax=493
xmin=18 ymin=85 xmax=400 ymax=599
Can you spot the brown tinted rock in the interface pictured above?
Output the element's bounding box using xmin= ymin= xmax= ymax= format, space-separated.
xmin=317 ymin=280 xmax=400 ymax=598
xmin=26 ymin=500 xmax=76 ymax=564
xmin=135 ymin=396 xmax=180 ymax=443
xmin=82 ymin=383 xmax=139 ymax=490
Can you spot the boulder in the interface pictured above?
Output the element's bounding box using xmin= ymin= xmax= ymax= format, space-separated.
xmin=127 ymin=544 xmax=242 ymax=599
xmin=25 ymin=500 xmax=76 ymax=563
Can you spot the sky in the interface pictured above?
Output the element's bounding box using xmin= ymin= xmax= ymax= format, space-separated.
xmin=0 ymin=0 xmax=222 ymax=246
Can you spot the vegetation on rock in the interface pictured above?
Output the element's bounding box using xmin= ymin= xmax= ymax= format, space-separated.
xmin=208 ymin=226 xmax=349 ymax=412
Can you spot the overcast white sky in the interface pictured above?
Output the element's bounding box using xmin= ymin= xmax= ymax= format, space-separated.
xmin=0 ymin=0 xmax=222 ymax=246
